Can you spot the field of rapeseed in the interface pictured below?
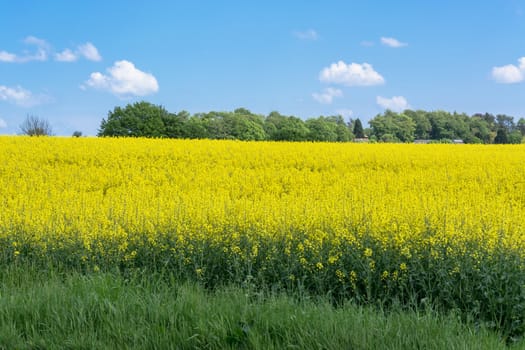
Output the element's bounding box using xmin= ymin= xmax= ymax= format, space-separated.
xmin=0 ymin=137 xmax=524 ymax=338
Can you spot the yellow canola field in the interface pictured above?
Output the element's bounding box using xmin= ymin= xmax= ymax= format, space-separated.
xmin=4 ymin=136 xmax=525 ymax=336
xmin=1 ymin=137 xmax=524 ymax=266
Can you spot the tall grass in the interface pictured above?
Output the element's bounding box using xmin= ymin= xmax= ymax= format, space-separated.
xmin=0 ymin=266 xmax=519 ymax=350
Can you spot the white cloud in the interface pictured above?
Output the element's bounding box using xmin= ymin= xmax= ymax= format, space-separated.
xmin=0 ymin=51 xmax=17 ymax=62
xmin=55 ymin=49 xmax=77 ymax=62
xmin=360 ymin=41 xmax=375 ymax=47
xmin=380 ymin=37 xmax=408 ymax=48
xmin=0 ymin=36 xmax=49 ymax=63
xmin=319 ymin=61 xmax=385 ymax=86
xmin=84 ymin=60 xmax=159 ymax=96
xmin=77 ymin=42 xmax=102 ymax=61
xmin=24 ymin=36 xmax=49 ymax=48
xmin=312 ymin=87 xmax=343 ymax=104
xmin=294 ymin=29 xmax=319 ymax=40
xmin=0 ymin=37 xmax=101 ymax=63
xmin=55 ymin=42 xmax=102 ymax=62
xmin=0 ymin=118 xmax=6 ymax=128
xmin=336 ymin=109 xmax=353 ymax=118
xmin=376 ymin=96 xmax=410 ymax=112
xmin=492 ymin=57 xmax=525 ymax=83
xmin=0 ymin=85 xmax=49 ymax=107
xmin=20 ymin=36 xmax=49 ymax=62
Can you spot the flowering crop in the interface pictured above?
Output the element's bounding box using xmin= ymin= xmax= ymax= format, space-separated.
xmin=1 ymin=137 xmax=524 ymax=337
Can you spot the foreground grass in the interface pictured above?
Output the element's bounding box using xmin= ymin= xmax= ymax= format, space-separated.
xmin=0 ymin=267 xmax=521 ymax=350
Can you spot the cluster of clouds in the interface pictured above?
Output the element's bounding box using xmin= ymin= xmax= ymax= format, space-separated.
xmin=309 ymin=35 xmax=410 ymax=113
xmin=307 ymin=31 xmax=522 ymax=115
xmin=312 ymin=58 xmax=409 ymax=112
xmin=0 ymin=36 xmax=159 ymax=108
xmin=0 ymin=36 xmax=101 ymax=63
xmin=0 ymin=85 xmax=48 ymax=107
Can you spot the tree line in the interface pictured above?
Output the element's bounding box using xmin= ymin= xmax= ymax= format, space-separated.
xmin=97 ymin=101 xmax=525 ymax=144
xmin=369 ymin=109 xmax=525 ymax=144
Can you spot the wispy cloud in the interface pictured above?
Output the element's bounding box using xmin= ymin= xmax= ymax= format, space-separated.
xmin=0 ymin=118 xmax=7 ymax=129
xmin=360 ymin=41 xmax=375 ymax=47
xmin=320 ymin=61 xmax=385 ymax=86
xmin=0 ymin=36 xmax=49 ymax=63
xmin=0 ymin=85 xmax=50 ymax=107
xmin=491 ymin=57 xmax=525 ymax=84
xmin=312 ymin=87 xmax=343 ymax=104
xmin=336 ymin=109 xmax=353 ymax=118
xmin=55 ymin=49 xmax=77 ymax=62
xmin=83 ymin=60 xmax=159 ymax=97
xmin=293 ymin=29 xmax=319 ymax=41
xmin=0 ymin=36 xmax=102 ymax=63
xmin=55 ymin=42 xmax=102 ymax=62
xmin=380 ymin=37 xmax=408 ymax=48
xmin=376 ymin=96 xmax=410 ymax=112
xmin=77 ymin=42 xmax=102 ymax=61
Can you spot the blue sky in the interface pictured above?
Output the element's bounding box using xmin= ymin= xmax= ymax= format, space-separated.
xmin=1 ymin=0 xmax=524 ymax=135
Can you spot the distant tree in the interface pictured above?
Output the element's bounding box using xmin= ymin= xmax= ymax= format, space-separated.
xmin=369 ymin=110 xmax=415 ymax=142
xmin=508 ymin=130 xmax=522 ymax=144
xmin=20 ymin=115 xmax=53 ymax=136
xmin=72 ymin=131 xmax=83 ymax=137
xmin=228 ymin=108 xmax=266 ymax=140
xmin=517 ymin=118 xmax=525 ymax=136
xmin=183 ymin=115 xmax=208 ymax=138
xmin=330 ymin=115 xmax=353 ymax=141
xmin=405 ymin=110 xmax=431 ymax=139
xmin=306 ymin=116 xmax=338 ymax=141
xmin=469 ymin=116 xmax=492 ymax=143
xmin=163 ymin=111 xmax=189 ymax=138
xmin=494 ymin=128 xmax=509 ymax=144
xmin=496 ymin=114 xmax=515 ymax=133
xmin=264 ymin=112 xmax=309 ymax=141
xmin=98 ymin=101 xmax=168 ymax=137
xmin=353 ymin=118 xmax=365 ymax=138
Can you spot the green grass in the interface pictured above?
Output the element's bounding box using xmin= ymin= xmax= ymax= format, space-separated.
xmin=0 ymin=266 xmax=521 ymax=350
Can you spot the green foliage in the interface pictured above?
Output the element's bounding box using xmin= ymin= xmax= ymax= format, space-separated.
xmin=99 ymin=101 xmax=524 ymax=144
xmin=264 ymin=112 xmax=309 ymax=141
xmin=370 ymin=110 xmax=416 ymax=142
xmin=0 ymin=266 xmax=515 ymax=349
xmin=353 ymin=118 xmax=365 ymax=138
xmin=495 ymin=128 xmax=509 ymax=144
xmin=306 ymin=117 xmax=338 ymax=141
xmin=98 ymin=101 xmax=169 ymax=137
xmin=3 ymin=226 xmax=525 ymax=341
xmin=369 ymin=109 xmax=525 ymax=144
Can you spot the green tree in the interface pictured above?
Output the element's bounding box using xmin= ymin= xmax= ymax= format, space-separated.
xmin=369 ymin=110 xmax=415 ymax=142
xmin=405 ymin=110 xmax=431 ymax=139
xmin=98 ymin=101 xmax=168 ymax=137
xmin=228 ymin=108 xmax=266 ymax=140
xmin=353 ymin=118 xmax=365 ymax=138
xmin=508 ymin=130 xmax=522 ymax=144
xmin=494 ymin=128 xmax=509 ymax=144
xmin=517 ymin=118 xmax=525 ymax=136
xmin=469 ymin=116 xmax=492 ymax=143
xmin=305 ymin=116 xmax=338 ymax=141
xmin=265 ymin=112 xmax=309 ymax=141
xmin=163 ymin=111 xmax=189 ymax=138
xmin=184 ymin=115 xmax=208 ymax=139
